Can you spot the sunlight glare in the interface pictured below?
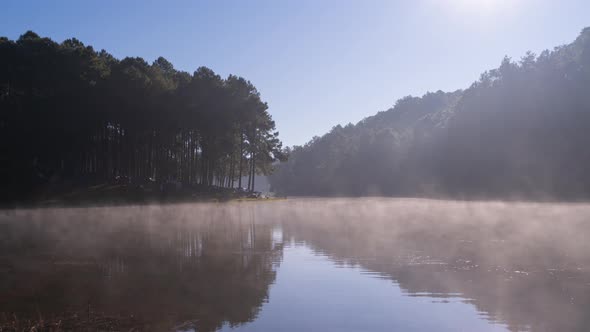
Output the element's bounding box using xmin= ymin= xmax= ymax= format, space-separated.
xmin=445 ymin=0 xmax=515 ymax=16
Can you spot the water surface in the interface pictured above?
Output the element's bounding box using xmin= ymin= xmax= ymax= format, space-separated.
xmin=1 ymin=198 xmax=589 ymax=331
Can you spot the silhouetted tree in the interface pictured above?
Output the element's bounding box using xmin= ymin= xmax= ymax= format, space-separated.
xmin=0 ymin=31 xmax=285 ymax=202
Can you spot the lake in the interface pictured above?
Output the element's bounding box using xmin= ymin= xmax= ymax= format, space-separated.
xmin=1 ymin=198 xmax=590 ymax=331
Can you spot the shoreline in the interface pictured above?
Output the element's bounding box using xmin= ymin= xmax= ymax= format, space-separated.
xmin=0 ymin=183 xmax=285 ymax=210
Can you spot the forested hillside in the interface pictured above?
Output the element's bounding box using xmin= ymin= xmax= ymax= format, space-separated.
xmin=270 ymin=28 xmax=590 ymax=199
xmin=0 ymin=32 xmax=285 ymax=202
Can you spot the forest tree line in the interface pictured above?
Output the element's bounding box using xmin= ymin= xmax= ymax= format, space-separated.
xmin=0 ymin=31 xmax=286 ymax=201
xmin=270 ymin=28 xmax=590 ymax=199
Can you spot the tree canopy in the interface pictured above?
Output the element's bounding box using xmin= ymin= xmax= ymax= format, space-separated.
xmin=0 ymin=31 xmax=286 ymax=201
xmin=270 ymin=27 xmax=590 ymax=200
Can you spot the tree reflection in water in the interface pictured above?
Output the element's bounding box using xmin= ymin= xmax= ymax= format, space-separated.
xmin=2 ymin=199 xmax=590 ymax=332
xmin=0 ymin=204 xmax=282 ymax=331
xmin=280 ymin=198 xmax=590 ymax=332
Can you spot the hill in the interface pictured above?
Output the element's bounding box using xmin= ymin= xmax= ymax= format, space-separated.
xmin=270 ymin=28 xmax=590 ymax=199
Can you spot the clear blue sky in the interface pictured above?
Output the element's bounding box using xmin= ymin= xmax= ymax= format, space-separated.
xmin=1 ymin=0 xmax=588 ymax=147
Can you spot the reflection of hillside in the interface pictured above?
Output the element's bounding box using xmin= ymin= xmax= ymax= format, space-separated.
xmin=0 ymin=204 xmax=283 ymax=332
xmin=281 ymin=199 xmax=590 ymax=332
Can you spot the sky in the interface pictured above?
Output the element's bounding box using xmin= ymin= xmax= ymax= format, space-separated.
xmin=1 ymin=0 xmax=589 ymax=147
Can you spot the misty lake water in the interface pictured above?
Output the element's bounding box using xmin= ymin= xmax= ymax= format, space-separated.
xmin=1 ymin=198 xmax=590 ymax=331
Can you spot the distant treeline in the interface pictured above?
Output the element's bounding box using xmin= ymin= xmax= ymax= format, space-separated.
xmin=270 ymin=28 xmax=590 ymax=199
xmin=0 ymin=31 xmax=285 ymax=201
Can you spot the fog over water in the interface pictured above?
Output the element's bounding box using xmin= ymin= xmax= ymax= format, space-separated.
xmin=1 ymin=198 xmax=590 ymax=331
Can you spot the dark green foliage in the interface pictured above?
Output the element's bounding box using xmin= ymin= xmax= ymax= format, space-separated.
xmin=0 ymin=31 xmax=284 ymax=202
xmin=270 ymin=28 xmax=590 ymax=199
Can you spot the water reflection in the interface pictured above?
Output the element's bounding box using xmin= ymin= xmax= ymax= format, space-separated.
xmin=1 ymin=199 xmax=590 ymax=331
xmin=280 ymin=198 xmax=590 ymax=332
xmin=220 ymin=242 xmax=506 ymax=332
xmin=0 ymin=204 xmax=282 ymax=331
